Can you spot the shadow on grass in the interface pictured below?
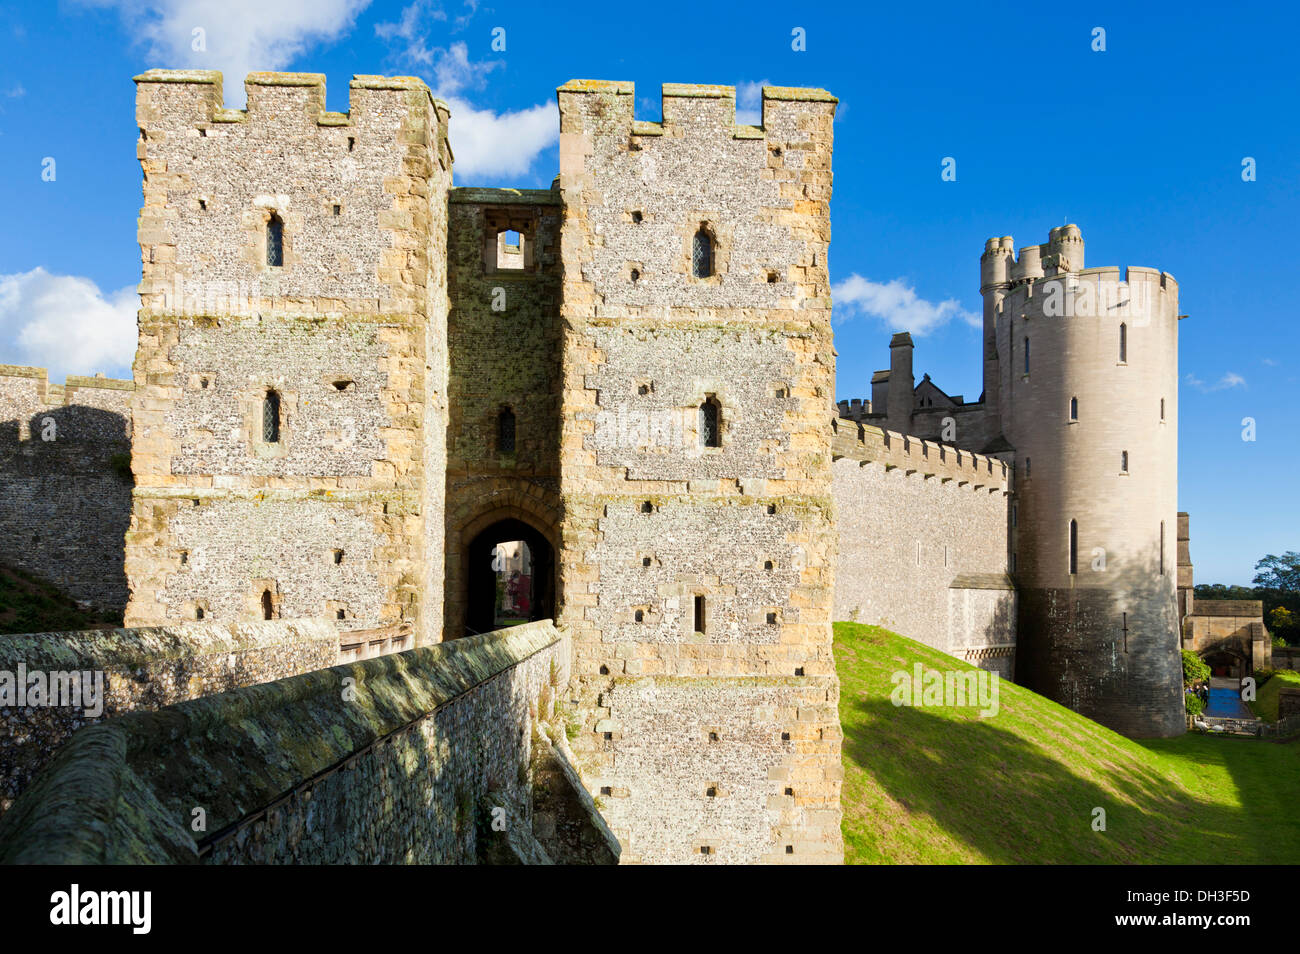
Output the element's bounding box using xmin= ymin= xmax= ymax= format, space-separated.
xmin=844 ymin=694 xmax=1265 ymax=864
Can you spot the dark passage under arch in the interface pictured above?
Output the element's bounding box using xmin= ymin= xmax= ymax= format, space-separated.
xmin=464 ymin=517 xmax=555 ymax=637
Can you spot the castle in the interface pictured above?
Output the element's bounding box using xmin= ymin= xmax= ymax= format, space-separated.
xmin=0 ymin=69 xmax=1217 ymax=864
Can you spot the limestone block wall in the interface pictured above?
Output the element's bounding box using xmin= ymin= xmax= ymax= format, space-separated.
xmin=556 ymin=80 xmax=842 ymax=863
xmin=0 ymin=366 xmax=135 ymax=610
xmin=0 ymin=622 xmax=575 ymax=864
xmin=443 ymin=187 xmax=564 ymax=638
xmin=0 ymin=618 xmax=338 ymax=815
xmin=125 ymin=71 xmax=450 ymax=644
xmin=1182 ymin=600 xmax=1270 ymax=673
xmin=831 ymin=420 xmax=1015 ymax=675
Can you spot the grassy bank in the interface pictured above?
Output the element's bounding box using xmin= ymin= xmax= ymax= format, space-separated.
xmin=835 ymin=621 xmax=1300 ymax=864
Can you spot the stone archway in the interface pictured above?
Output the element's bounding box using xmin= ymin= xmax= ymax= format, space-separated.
xmin=1201 ymin=648 xmax=1247 ymax=680
xmin=444 ymin=491 xmax=562 ymax=641
xmin=464 ymin=518 xmax=555 ymax=637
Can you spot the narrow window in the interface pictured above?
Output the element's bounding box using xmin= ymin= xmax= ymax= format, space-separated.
xmin=634 ymin=610 xmax=644 ymax=623
xmin=1119 ymin=322 xmax=1128 ymax=362
xmin=1160 ymin=398 xmax=1165 ymax=421
xmin=1023 ymin=336 xmax=1030 ymax=374
xmin=261 ymin=589 xmax=274 ymax=620
xmin=700 ymin=396 xmax=721 ymax=448
xmin=694 ymin=595 xmax=706 ymax=634
xmin=336 ymin=609 xmax=346 ymax=620
xmin=263 ymin=389 xmax=281 ymax=443
xmin=692 ymin=226 xmax=713 ymax=279
xmin=195 ymin=606 xmax=205 ymax=620
xmin=1160 ymin=520 xmax=1166 ymax=575
xmin=1011 ymin=502 xmax=1018 ymax=528
xmin=1120 ymin=450 xmax=1129 ymax=473
xmin=1069 ymin=396 xmax=1078 ymax=421
xmin=266 ymin=213 xmax=284 ymax=267
xmin=1025 ymin=457 xmax=1031 ymax=478
xmin=333 ymin=549 xmax=344 ymax=565
xmin=1069 ymin=520 xmax=1078 ymax=575
xmin=497 ymin=407 xmax=516 ymax=454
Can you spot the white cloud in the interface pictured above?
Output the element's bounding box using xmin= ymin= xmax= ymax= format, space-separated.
xmin=832 ymin=275 xmax=980 ymax=334
xmin=440 ymin=96 xmax=558 ymax=179
xmin=1184 ymin=371 xmax=1246 ymax=393
xmin=4 ymin=85 xmax=23 ymax=98
xmin=84 ymin=0 xmax=372 ymax=104
xmin=735 ymin=79 xmax=769 ymax=126
xmin=375 ymin=9 xmax=558 ymax=181
xmin=0 ymin=269 xmax=137 ymax=381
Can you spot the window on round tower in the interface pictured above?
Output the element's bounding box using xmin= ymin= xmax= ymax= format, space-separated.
xmin=1120 ymin=450 xmax=1129 ymax=473
xmin=1119 ymin=323 xmax=1128 ymax=363
xmin=1069 ymin=520 xmax=1078 ymax=576
xmin=1069 ymin=397 xmax=1078 ymax=421
xmin=1023 ymin=336 xmax=1030 ymax=375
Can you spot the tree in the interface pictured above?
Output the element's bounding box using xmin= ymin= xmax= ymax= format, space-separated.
xmin=1269 ymin=606 xmax=1297 ymax=646
xmin=1182 ymin=649 xmax=1210 ymax=686
xmin=1253 ymin=552 xmax=1300 ymax=592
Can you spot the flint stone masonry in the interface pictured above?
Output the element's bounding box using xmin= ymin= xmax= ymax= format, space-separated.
xmin=163 ymin=319 xmax=391 ymax=477
xmin=586 ymin=675 xmax=841 ymax=864
xmin=0 ymin=618 xmax=338 ymax=814
xmin=126 ymin=70 xmax=451 ymax=645
xmin=0 ymin=621 xmax=592 ymax=864
xmin=156 ymin=494 xmax=391 ymax=626
xmin=589 ymin=501 xmax=803 ymax=646
xmin=584 ymin=325 xmax=799 ymax=482
xmin=556 ymin=80 xmax=842 ymax=863
xmin=0 ymin=366 xmax=134 ymax=611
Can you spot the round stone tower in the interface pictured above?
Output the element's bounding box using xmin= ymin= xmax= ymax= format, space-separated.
xmin=982 ymin=225 xmax=1184 ymax=738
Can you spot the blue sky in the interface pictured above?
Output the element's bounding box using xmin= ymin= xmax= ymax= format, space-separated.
xmin=0 ymin=0 xmax=1294 ymax=584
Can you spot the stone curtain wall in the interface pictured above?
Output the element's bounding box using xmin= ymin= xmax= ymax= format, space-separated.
xmin=125 ymin=71 xmax=451 ymax=644
xmin=831 ymin=420 xmax=1016 ymax=675
xmin=443 ymin=188 xmax=564 ymax=639
xmin=0 ymin=622 xmax=574 ymax=864
xmin=556 ymin=81 xmax=843 ymax=863
xmin=0 ymin=618 xmax=338 ymax=814
xmin=0 ymin=366 xmax=134 ymax=611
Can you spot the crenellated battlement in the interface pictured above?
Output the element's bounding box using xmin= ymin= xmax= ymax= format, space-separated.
xmin=556 ymin=79 xmax=836 ymax=141
xmin=133 ymin=69 xmax=446 ymax=133
xmin=835 ymin=398 xmax=872 ymax=422
xmin=0 ymin=364 xmax=134 ymax=411
xmin=831 ymin=417 xmax=1011 ymax=494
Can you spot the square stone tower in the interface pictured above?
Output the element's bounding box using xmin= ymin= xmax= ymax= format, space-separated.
xmin=555 ymin=81 xmax=843 ymax=863
xmin=124 ymin=70 xmax=452 ymax=643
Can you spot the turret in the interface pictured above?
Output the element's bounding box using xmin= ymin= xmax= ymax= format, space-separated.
xmin=979 ymin=236 xmax=1014 ymax=427
xmin=991 ymin=226 xmax=1183 ymax=738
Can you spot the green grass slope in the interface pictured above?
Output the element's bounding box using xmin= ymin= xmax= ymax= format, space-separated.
xmin=835 ymin=622 xmax=1300 ymax=864
xmin=1251 ymin=669 xmax=1300 ymax=722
